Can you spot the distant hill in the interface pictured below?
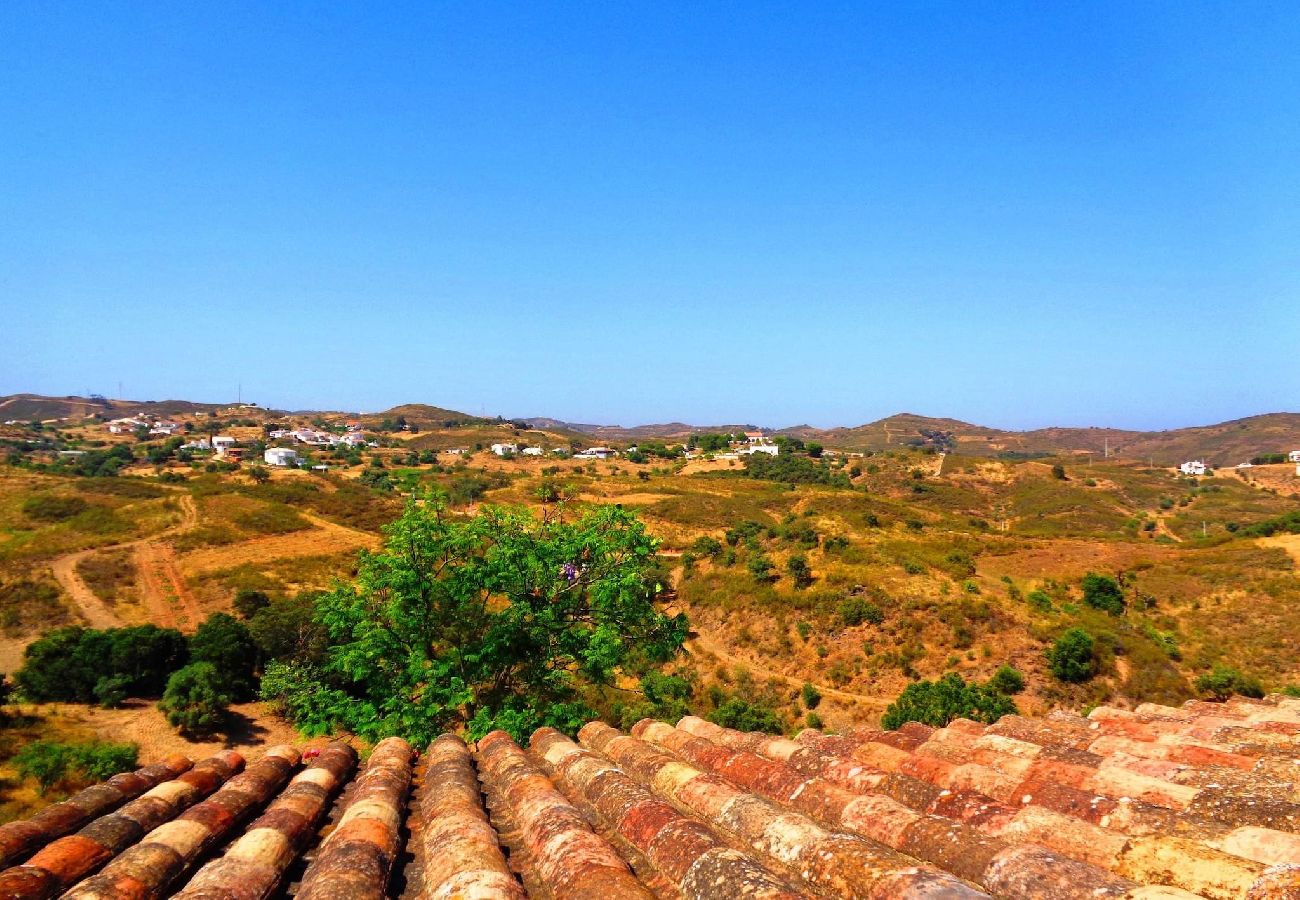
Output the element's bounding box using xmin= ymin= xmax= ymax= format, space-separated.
xmin=787 ymin=412 xmax=1300 ymax=466
xmin=0 ymin=393 xmax=245 ymax=421
xmin=362 ymin=403 xmax=480 ymax=428
xmin=520 ymin=418 xmax=759 ymax=441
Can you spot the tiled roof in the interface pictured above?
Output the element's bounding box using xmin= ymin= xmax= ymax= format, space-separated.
xmin=0 ymin=695 xmax=1297 ymax=898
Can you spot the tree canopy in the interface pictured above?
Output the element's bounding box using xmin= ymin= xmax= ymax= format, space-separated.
xmin=261 ymin=500 xmax=687 ymax=744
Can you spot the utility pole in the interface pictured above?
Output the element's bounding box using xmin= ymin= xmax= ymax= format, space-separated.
xmin=1104 ymin=437 xmax=1109 ymax=459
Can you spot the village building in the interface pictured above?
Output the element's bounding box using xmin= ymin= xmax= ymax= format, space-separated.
xmin=264 ymin=447 xmax=300 ymax=467
xmin=574 ymin=447 xmax=616 ymax=460
xmin=737 ymin=442 xmax=779 ymax=456
xmin=1179 ymin=460 xmax=1207 ymax=476
xmin=521 ymin=446 xmax=543 ymax=456
xmin=490 ymin=443 xmax=518 ymax=456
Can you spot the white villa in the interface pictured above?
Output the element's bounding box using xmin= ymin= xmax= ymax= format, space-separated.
xmin=264 ymin=447 xmax=300 ymax=467
xmin=490 ymin=443 xmax=518 ymax=456
xmin=574 ymin=447 xmax=616 ymax=460
xmin=738 ymin=443 xmax=779 ymax=457
xmin=521 ymin=446 xmax=544 ymax=456
xmin=1289 ymin=450 xmax=1300 ymax=463
xmin=1179 ymin=460 xmax=1207 ymax=476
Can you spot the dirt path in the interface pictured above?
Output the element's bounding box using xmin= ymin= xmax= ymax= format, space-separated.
xmin=48 ymin=489 xmax=202 ymax=631
xmin=48 ymin=550 xmax=123 ymax=629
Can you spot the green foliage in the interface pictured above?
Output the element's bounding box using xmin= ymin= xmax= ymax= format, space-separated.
xmin=747 ymin=553 xmax=776 ymax=583
xmin=1239 ymin=511 xmax=1300 ymax=538
xmin=839 ymin=596 xmax=884 ymax=627
xmin=690 ymin=536 xmax=723 ymax=558
xmin=1051 ymin=464 xmax=1067 ymax=480
xmin=1026 ymin=589 xmax=1054 ymax=613
xmin=1194 ymin=666 xmax=1264 ymax=701
xmin=21 ymin=495 xmax=89 ymax=522
xmin=742 ymin=453 xmax=849 ymax=487
xmin=616 ymin=672 xmax=694 ymax=730
xmin=159 ymin=663 xmax=231 ymax=735
xmin=708 ymin=695 xmax=786 ymax=734
xmin=986 ymin=664 xmax=1025 ymax=695
xmin=189 ymin=613 xmax=258 ymax=700
xmin=1081 ymin=572 xmax=1126 ymax=615
xmin=14 ymin=740 xmax=139 ymax=794
xmin=248 ymin=594 xmax=327 ymax=663
xmin=881 ymin=673 xmax=1017 ymax=730
xmin=16 ymin=625 xmax=187 ymax=702
xmin=233 ymin=589 xmax=271 ymax=619
xmin=786 ymin=554 xmax=812 ymax=588
xmin=1048 ymin=628 xmax=1097 ymax=682
xmin=94 ymin=674 xmax=132 ymax=708
xmin=260 ymin=500 xmax=687 ymax=745
xmin=800 ymin=682 xmax=822 ymax=709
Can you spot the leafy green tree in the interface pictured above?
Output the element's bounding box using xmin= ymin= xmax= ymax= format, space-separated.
xmin=1081 ymin=573 xmax=1126 ymax=615
xmin=260 ymin=500 xmax=686 ymax=744
xmin=94 ymin=675 xmax=132 ymax=708
xmin=189 ymin=614 xmax=258 ymax=700
xmin=616 ymin=672 xmax=694 ymax=729
xmin=881 ymin=673 xmax=1017 ymax=730
xmin=159 ymin=663 xmax=231 ymax=736
xmin=248 ymin=465 xmax=271 ymax=484
xmin=747 ymin=553 xmax=776 ymax=583
xmin=987 ymin=665 xmax=1026 ymax=695
xmin=1051 ymin=464 xmax=1067 ymax=480
xmin=1195 ymin=666 xmax=1264 ymax=701
xmin=248 ymin=594 xmax=327 ymax=663
xmin=1048 ymin=628 xmax=1097 ymax=682
xmin=16 ymin=627 xmax=109 ymax=702
xmin=106 ymin=625 xmax=188 ymax=696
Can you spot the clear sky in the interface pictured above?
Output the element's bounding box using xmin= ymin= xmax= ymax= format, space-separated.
xmin=2 ymin=3 xmax=1297 ymax=430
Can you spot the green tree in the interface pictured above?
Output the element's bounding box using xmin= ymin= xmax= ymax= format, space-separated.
xmin=248 ymin=594 xmax=327 ymax=663
xmin=260 ymin=500 xmax=686 ymax=744
xmin=159 ymin=663 xmax=230 ymax=736
xmin=248 ymin=465 xmax=271 ymax=484
xmin=801 ymin=682 xmax=822 ymax=710
xmin=1051 ymin=464 xmax=1067 ymax=480
xmin=1081 ymin=572 xmax=1126 ymax=615
xmin=839 ymin=596 xmax=883 ymax=627
xmin=189 ymin=614 xmax=258 ymax=700
xmin=881 ymin=673 xmax=1017 ymax=730
xmin=708 ymin=695 xmax=786 ymax=734
xmin=1048 ymin=628 xmax=1096 ymax=682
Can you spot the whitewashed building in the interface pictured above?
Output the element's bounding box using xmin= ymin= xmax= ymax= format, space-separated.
xmin=521 ymin=446 xmax=544 ymax=456
xmin=1289 ymin=450 xmax=1300 ymax=463
xmin=491 ymin=443 xmax=518 ymax=456
xmin=264 ymin=447 xmax=300 ymax=467
xmin=1179 ymin=460 xmax=1207 ymax=476
xmin=738 ymin=443 xmax=779 ymax=457
xmin=574 ymin=447 xmax=616 ymax=460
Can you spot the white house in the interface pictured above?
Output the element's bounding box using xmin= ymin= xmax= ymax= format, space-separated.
xmin=738 ymin=443 xmax=779 ymax=457
xmin=1289 ymin=450 xmax=1300 ymax=463
xmin=743 ymin=431 xmax=766 ymax=443
xmin=1179 ymin=460 xmax=1207 ymax=476
xmin=182 ymin=437 xmax=211 ymax=451
xmin=491 ymin=443 xmax=518 ymax=456
xmin=521 ymin=446 xmax=544 ymax=456
xmin=107 ymin=417 xmax=149 ymax=434
xmin=149 ymin=421 xmax=182 ymax=436
xmin=574 ymin=447 xmax=616 ymax=460
xmin=337 ymin=433 xmax=369 ymax=448
xmin=213 ymin=435 xmax=237 ymax=450
xmin=264 ymin=447 xmax=299 ymax=467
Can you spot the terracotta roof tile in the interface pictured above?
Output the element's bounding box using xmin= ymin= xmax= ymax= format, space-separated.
xmin=0 ymin=694 xmax=1293 ymax=897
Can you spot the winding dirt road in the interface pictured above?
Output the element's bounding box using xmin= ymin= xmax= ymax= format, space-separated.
xmin=48 ymin=491 xmax=201 ymax=631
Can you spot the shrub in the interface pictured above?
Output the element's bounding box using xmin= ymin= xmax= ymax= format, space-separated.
xmin=801 ymin=682 xmax=822 ymax=710
xmin=1051 ymin=464 xmax=1067 ymax=480
xmin=1081 ymin=572 xmax=1126 ymax=616
xmin=747 ymin=554 xmax=776 ymax=583
xmin=839 ymin=596 xmax=883 ymax=627
xmin=805 ymin=712 xmax=824 ymax=730
xmin=1026 ymin=589 xmax=1054 ymax=613
xmin=986 ymin=665 xmax=1025 ymax=695
xmin=1195 ymin=666 xmax=1264 ymax=701
xmin=690 ymin=536 xmax=723 ymax=558
xmin=1048 ymin=628 xmax=1096 ymax=683
xmin=21 ymin=495 xmax=90 ymax=522
xmin=94 ymin=674 xmax=132 ymax=708
xmin=159 ymin=663 xmax=231 ymax=735
xmin=708 ymin=696 xmax=786 ymax=734
xmin=14 ymin=740 xmax=139 ymax=794
xmin=786 ymin=555 xmax=813 ymax=588
xmin=881 ymin=673 xmax=1017 ymax=730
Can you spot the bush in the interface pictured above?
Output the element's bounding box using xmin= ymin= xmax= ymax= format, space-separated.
xmin=786 ymin=555 xmax=813 ymax=588
xmin=881 ymin=673 xmax=1017 ymax=730
xmin=1026 ymin=589 xmax=1054 ymax=613
xmin=708 ymin=696 xmax=786 ymax=734
xmin=13 ymin=740 xmax=139 ymax=794
xmin=801 ymin=682 xmax=822 ymax=710
xmin=1195 ymin=666 xmax=1264 ymax=701
xmin=159 ymin=663 xmax=230 ymax=735
xmin=1051 ymin=464 xmax=1067 ymax=480
xmin=1048 ymin=628 xmax=1096 ymax=682
xmin=839 ymin=596 xmax=884 ymax=627
xmin=14 ymin=625 xmax=186 ymax=702
xmin=22 ymin=495 xmax=90 ymax=522
xmin=747 ymin=554 xmax=776 ymax=583
xmin=986 ymin=665 xmax=1025 ymax=695
xmin=1081 ymin=572 xmax=1126 ymax=616
xmin=248 ymin=594 xmax=327 ymax=663
xmin=94 ymin=674 xmax=132 ymax=708
xmin=690 ymin=536 xmax=723 ymax=558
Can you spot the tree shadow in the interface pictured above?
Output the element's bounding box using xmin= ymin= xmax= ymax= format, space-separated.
xmin=219 ymin=709 xmax=270 ymax=748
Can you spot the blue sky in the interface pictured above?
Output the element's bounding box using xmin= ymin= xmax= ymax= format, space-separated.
xmin=2 ymin=3 xmax=1297 ymax=429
